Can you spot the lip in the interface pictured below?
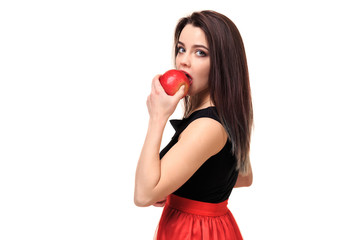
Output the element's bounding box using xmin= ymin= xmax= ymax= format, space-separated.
xmin=180 ymin=70 xmax=193 ymax=85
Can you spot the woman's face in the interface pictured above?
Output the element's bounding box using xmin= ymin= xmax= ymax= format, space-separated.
xmin=175 ymin=24 xmax=210 ymax=97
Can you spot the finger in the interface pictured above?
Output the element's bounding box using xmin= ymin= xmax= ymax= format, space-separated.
xmin=151 ymin=77 xmax=157 ymax=93
xmin=158 ymin=201 xmax=166 ymax=207
xmin=152 ymin=201 xmax=165 ymax=207
xmin=153 ymin=75 xmax=166 ymax=94
xmin=153 ymin=203 xmax=164 ymax=207
xmin=146 ymin=95 xmax=150 ymax=107
xmin=173 ymin=85 xmax=186 ymax=100
xmin=150 ymin=74 xmax=160 ymax=93
xmin=151 ymin=74 xmax=161 ymax=89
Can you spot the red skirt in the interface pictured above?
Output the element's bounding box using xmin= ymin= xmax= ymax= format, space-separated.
xmin=155 ymin=194 xmax=243 ymax=240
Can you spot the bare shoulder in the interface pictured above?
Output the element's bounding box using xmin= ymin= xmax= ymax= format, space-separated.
xmin=151 ymin=117 xmax=228 ymax=202
xmin=178 ymin=117 xmax=228 ymax=157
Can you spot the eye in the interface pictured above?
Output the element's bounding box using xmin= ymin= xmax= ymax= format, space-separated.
xmin=196 ymin=50 xmax=207 ymax=57
xmin=177 ymin=47 xmax=185 ymax=54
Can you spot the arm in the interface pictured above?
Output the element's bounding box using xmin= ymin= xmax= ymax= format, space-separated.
xmin=134 ymin=76 xmax=227 ymax=207
xmin=233 ymin=161 xmax=253 ymax=188
xmin=134 ymin=75 xmax=181 ymax=207
xmin=135 ymin=117 xmax=227 ymax=207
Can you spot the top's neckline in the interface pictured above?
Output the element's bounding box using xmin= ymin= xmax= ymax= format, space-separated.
xmin=169 ymin=106 xmax=217 ymax=132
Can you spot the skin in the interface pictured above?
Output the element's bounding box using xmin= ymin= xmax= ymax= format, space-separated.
xmin=176 ymin=25 xmax=211 ymax=101
xmin=134 ymin=24 xmax=252 ymax=207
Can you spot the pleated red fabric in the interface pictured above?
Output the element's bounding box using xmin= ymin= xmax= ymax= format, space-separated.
xmin=155 ymin=194 xmax=243 ymax=240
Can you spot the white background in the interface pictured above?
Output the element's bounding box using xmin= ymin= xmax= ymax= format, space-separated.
xmin=1 ymin=0 xmax=359 ymax=239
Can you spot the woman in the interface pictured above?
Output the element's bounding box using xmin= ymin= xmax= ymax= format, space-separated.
xmin=134 ymin=10 xmax=253 ymax=240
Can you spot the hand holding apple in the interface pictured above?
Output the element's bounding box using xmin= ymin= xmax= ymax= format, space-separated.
xmin=159 ymin=69 xmax=192 ymax=98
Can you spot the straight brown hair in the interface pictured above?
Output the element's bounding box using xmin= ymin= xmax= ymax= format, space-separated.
xmin=174 ymin=10 xmax=253 ymax=174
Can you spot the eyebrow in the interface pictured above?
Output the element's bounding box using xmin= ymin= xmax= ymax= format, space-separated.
xmin=178 ymin=41 xmax=209 ymax=51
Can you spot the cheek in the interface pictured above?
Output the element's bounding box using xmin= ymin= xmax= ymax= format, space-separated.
xmin=198 ymin=62 xmax=210 ymax=82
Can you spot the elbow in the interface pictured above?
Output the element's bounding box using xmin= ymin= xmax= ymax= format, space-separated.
xmin=244 ymin=172 xmax=253 ymax=187
xmin=245 ymin=176 xmax=253 ymax=187
xmin=235 ymin=179 xmax=252 ymax=188
xmin=234 ymin=172 xmax=253 ymax=188
xmin=134 ymin=193 xmax=152 ymax=207
xmin=134 ymin=184 xmax=159 ymax=207
xmin=134 ymin=199 xmax=149 ymax=207
xmin=134 ymin=197 xmax=151 ymax=207
xmin=243 ymin=168 xmax=253 ymax=187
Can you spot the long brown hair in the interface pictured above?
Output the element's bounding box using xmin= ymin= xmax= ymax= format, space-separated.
xmin=174 ymin=10 xmax=253 ymax=174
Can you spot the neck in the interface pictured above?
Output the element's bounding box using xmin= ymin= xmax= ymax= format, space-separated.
xmin=195 ymin=96 xmax=212 ymax=110
xmin=186 ymin=90 xmax=214 ymax=117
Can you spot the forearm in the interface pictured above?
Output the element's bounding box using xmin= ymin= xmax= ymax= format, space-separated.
xmin=134 ymin=117 xmax=167 ymax=206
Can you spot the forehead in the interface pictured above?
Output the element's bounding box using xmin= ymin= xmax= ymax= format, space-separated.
xmin=178 ymin=24 xmax=208 ymax=47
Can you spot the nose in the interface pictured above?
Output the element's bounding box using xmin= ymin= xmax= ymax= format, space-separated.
xmin=178 ymin=52 xmax=191 ymax=68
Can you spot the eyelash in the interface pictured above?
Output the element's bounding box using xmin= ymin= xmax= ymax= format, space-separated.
xmin=177 ymin=46 xmax=207 ymax=57
xmin=196 ymin=50 xmax=207 ymax=57
xmin=177 ymin=47 xmax=185 ymax=54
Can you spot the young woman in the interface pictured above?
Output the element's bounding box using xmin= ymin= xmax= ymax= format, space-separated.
xmin=134 ymin=10 xmax=253 ymax=240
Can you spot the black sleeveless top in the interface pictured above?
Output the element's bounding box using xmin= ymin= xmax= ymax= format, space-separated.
xmin=159 ymin=106 xmax=239 ymax=203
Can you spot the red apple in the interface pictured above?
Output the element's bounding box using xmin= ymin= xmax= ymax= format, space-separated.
xmin=159 ymin=69 xmax=192 ymax=97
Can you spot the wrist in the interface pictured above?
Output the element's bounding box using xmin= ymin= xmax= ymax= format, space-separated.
xmin=148 ymin=116 xmax=168 ymax=129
